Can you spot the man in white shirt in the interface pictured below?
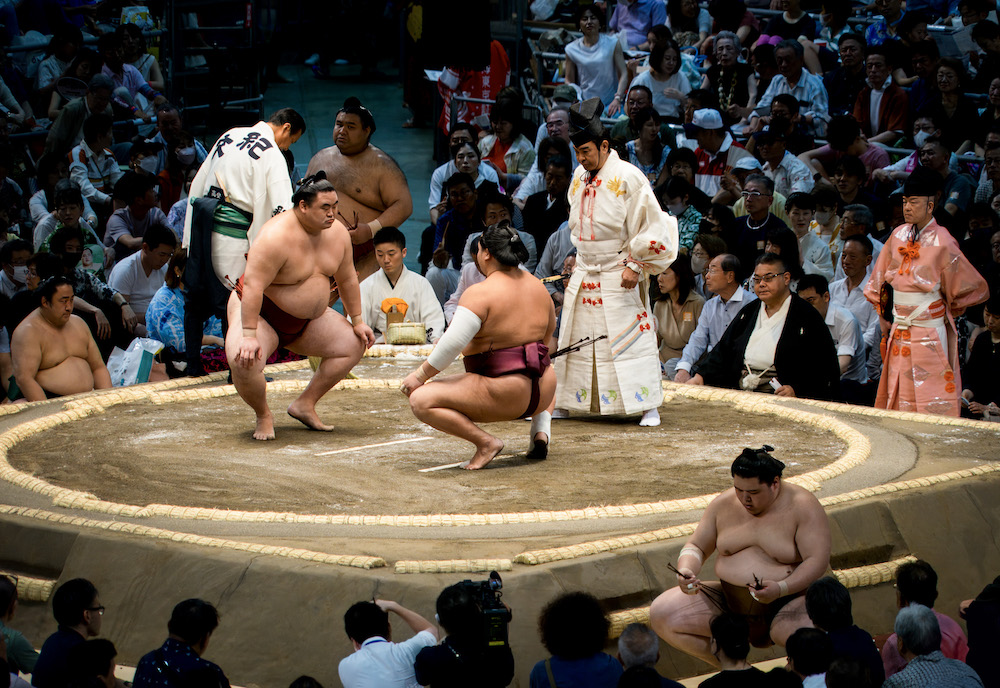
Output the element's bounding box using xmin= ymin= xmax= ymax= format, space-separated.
xmin=785 ymin=192 xmax=834 ymax=280
xmin=108 ymin=225 xmax=176 ymax=326
xmin=360 ymin=227 xmax=444 ymax=343
xmin=749 ymin=40 xmax=830 ymax=137
xmin=69 ymin=113 xmax=123 ymax=211
xmin=830 ymin=234 xmax=882 ymax=389
xmin=675 ymin=253 xmax=756 ymax=383
xmin=338 ymin=599 xmax=438 ymax=688
xmin=798 ymin=274 xmax=868 ymax=401
xmin=755 ymin=126 xmax=814 ymax=198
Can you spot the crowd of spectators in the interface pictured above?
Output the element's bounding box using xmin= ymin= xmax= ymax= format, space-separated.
xmin=420 ymin=0 xmax=1000 ymax=416
xmin=0 ymin=3 xmax=313 ymax=401
xmin=2 ymin=561 xmax=995 ymax=688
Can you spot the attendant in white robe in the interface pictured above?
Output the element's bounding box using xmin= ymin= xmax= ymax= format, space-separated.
xmin=182 ymin=110 xmax=303 ymax=287
xmin=555 ymin=98 xmax=678 ymax=426
xmin=360 ymin=227 xmax=444 ymax=343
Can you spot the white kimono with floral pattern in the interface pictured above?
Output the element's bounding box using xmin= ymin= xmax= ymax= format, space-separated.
xmin=555 ymin=150 xmax=678 ymax=415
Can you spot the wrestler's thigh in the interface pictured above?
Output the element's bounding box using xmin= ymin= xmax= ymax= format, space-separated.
xmin=287 ymin=309 xmax=363 ymax=359
xmin=528 ymin=368 xmax=557 ymax=417
xmin=410 ymin=373 xmax=532 ymax=423
xmin=769 ymin=595 xmax=813 ymax=646
xmin=225 ymin=293 xmax=280 ymax=368
xmin=649 ymin=585 xmax=721 ymax=636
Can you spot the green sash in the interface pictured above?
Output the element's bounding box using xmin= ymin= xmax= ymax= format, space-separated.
xmin=211 ymin=202 xmax=253 ymax=239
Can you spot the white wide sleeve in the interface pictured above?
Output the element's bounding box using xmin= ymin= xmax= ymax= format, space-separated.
xmin=624 ymin=174 xmax=678 ymax=276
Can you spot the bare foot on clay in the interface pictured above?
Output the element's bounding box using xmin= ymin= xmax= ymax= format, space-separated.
xmin=253 ymin=414 xmax=276 ymax=441
xmin=287 ymin=401 xmax=335 ymax=432
xmin=466 ymin=438 xmax=504 ymax=470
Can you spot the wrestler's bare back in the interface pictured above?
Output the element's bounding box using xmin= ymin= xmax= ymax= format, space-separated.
xmin=250 ymin=211 xmax=352 ymax=320
xmin=460 ymin=270 xmax=556 ymax=355
xmin=701 ymin=483 xmax=821 ymax=585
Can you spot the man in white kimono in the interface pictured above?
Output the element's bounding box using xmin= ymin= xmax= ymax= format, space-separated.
xmin=359 ymin=226 xmax=444 ymax=343
xmin=555 ymin=98 xmax=678 ymax=426
xmin=180 ymin=108 xmax=304 ymax=374
xmin=183 ymin=108 xmax=304 ymax=288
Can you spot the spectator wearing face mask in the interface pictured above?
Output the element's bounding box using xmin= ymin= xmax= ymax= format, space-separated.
xmin=149 ymin=105 xmax=208 ymax=175
xmin=128 ymin=139 xmax=161 ymax=178
xmin=157 ymin=131 xmax=199 ymax=213
xmin=657 ymin=177 xmax=703 ymax=251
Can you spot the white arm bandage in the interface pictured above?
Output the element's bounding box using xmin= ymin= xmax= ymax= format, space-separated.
xmin=427 ymin=305 xmax=482 ymax=372
xmin=679 ymin=545 xmax=704 ymax=564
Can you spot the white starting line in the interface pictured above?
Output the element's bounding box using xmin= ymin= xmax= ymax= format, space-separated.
xmin=418 ymin=454 xmax=517 ymax=472
xmin=418 ymin=461 xmax=469 ymax=472
xmin=314 ymin=436 xmax=434 ymax=457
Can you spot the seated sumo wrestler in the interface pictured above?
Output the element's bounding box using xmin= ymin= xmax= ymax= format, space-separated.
xmin=9 ymin=276 xmax=112 ymax=402
xmin=649 ymin=446 xmax=831 ymax=662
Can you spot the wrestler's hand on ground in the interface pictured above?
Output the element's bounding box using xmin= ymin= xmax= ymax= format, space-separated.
xmin=121 ymin=304 xmax=138 ymax=332
xmin=750 ymin=580 xmax=782 ymax=604
xmin=354 ymin=322 xmax=376 ymax=348
xmin=674 ymin=369 xmax=692 ymax=384
xmin=94 ymin=310 xmax=111 ymax=340
xmin=775 ymin=384 xmax=796 ymax=397
xmin=400 ymin=371 xmax=424 ymax=397
xmin=621 ymin=266 xmax=639 ymax=289
xmin=677 ymin=567 xmax=701 ymax=594
xmin=237 ymin=336 xmax=263 ymax=368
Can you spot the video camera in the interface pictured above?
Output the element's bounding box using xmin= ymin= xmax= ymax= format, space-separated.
xmin=456 ymin=570 xmax=512 ymax=649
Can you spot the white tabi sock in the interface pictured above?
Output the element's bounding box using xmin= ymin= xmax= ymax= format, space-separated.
xmin=530 ymin=411 xmax=552 ymax=443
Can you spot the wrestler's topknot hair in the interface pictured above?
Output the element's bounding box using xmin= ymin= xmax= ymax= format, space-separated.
xmin=481 ymin=220 xmax=528 ymax=268
xmin=731 ymin=445 xmax=785 ymax=482
xmin=339 ymin=97 xmax=376 ymax=135
xmin=292 ymin=169 xmax=336 ymax=206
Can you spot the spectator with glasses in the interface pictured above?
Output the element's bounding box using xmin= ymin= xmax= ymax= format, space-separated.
xmin=732 ymin=175 xmax=790 ymax=277
xmin=32 ymin=578 xmax=105 ymax=688
xmin=687 ymin=252 xmax=839 ymax=399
